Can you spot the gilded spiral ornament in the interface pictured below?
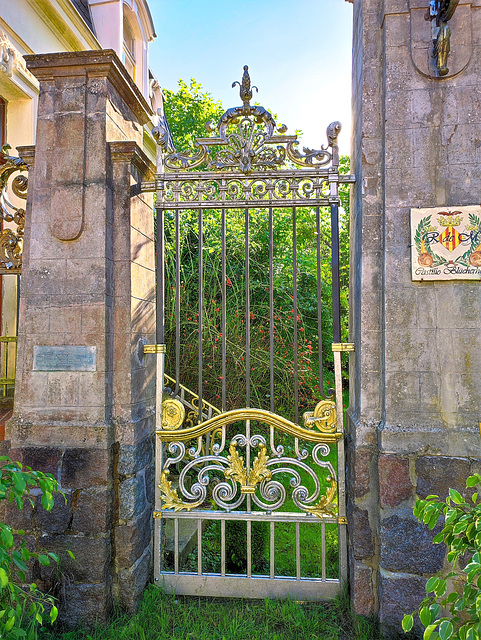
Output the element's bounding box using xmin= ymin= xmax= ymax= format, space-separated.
xmin=162 ymin=398 xmax=185 ymax=430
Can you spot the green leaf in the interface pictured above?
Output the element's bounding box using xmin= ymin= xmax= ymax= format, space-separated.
xmin=426 ymin=577 xmax=440 ymax=592
xmin=38 ymin=555 xmax=50 ymax=567
xmin=402 ymin=614 xmax=414 ymax=632
xmin=424 ymin=623 xmax=439 ymax=640
xmin=0 ymin=567 xmax=8 ymax=588
xmin=420 ymin=606 xmax=432 ymax=626
xmin=50 ymin=605 xmax=58 ymax=623
xmin=449 ymin=489 xmax=464 ymax=505
xmin=5 ymin=614 xmax=15 ymax=631
xmin=12 ymin=553 xmax=28 ymax=573
xmin=67 ymin=550 xmax=75 ymax=560
xmin=466 ymin=476 xmax=479 ymax=488
xmin=439 ymin=620 xmax=453 ymax=640
xmin=0 ymin=526 xmax=13 ymax=548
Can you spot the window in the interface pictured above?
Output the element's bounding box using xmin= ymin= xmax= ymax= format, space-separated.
xmin=122 ymin=16 xmax=136 ymax=80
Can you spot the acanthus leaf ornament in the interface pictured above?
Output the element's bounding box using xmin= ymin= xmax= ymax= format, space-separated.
xmin=303 ymin=476 xmax=338 ymax=518
xmin=224 ymin=441 xmax=272 ymax=494
xmin=159 ymin=469 xmax=203 ymax=512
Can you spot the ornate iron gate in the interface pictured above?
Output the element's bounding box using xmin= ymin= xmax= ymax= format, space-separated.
xmin=142 ymin=66 xmax=355 ymax=600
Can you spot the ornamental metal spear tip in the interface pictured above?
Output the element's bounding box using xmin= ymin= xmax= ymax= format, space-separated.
xmin=232 ymin=65 xmax=258 ymax=109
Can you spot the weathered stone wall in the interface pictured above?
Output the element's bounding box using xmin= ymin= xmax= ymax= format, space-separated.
xmin=349 ymin=0 xmax=481 ymax=630
xmin=4 ymin=50 xmax=156 ymax=625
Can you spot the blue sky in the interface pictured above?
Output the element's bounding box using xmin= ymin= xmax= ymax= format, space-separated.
xmin=148 ymin=0 xmax=353 ymax=153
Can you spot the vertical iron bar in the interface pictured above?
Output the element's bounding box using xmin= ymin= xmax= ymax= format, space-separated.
xmin=198 ymin=208 xmax=203 ymax=422
xmin=315 ymin=207 xmax=324 ymax=393
xmin=247 ymin=520 xmax=252 ymax=578
xmin=270 ymin=521 xmax=275 ymax=579
xmin=269 ymin=206 xmax=274 ymax=413
xmin=221 ymin=208 xmax=227 ymax=412
xmin=321 ymin=522 xmax=326 ymax=581
xmin=331 ymin=203 xmax=341 ymax=344
xmin=174 ymin=518 xmax=179 ymax=574
xmin=198 ymin=518 xmax=202 ymax=575
xmin=245 ymin=208 xmax=250 ymax=407
xmin=175 ymin=208 xmax=180 ymax=395
xmin=293 ymin=207 xmax=299 ymax=423
xmin=295 ymin=522 xmax=301 ymax=580
xmin=221 ymin=519 xmax=226 ymax=576
xmin=156 ymin=205 xmax=165 ymax=344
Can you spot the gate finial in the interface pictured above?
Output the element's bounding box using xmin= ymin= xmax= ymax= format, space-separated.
xmin=232 ymin=65 xmax=258 ymax=109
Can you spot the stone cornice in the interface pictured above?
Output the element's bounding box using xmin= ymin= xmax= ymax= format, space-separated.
xmin=109 ymin=140 xmax=155 ymax=180
xmin=24 ymin=49 xmax=153 ymax=126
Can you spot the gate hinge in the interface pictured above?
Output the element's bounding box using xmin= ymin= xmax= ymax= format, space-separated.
xmin=332 ymin=343 xmax=355 ymax=352
xmin=338 ymin=516 xmax=348 ymax=525
xmin=144 ymin=344 xmax=166 ymax=354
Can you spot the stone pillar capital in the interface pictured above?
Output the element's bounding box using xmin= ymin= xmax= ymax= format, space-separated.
xmin=24 ymin=50 xmax=153 ymax=126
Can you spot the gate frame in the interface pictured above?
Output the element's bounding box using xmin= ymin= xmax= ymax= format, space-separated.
xmin=140 ymin=66 xmax=355 ymax=598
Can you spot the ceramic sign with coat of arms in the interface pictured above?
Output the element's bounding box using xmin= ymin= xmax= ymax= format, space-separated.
xmin=411 ymin=206 xmax=481 ymax=281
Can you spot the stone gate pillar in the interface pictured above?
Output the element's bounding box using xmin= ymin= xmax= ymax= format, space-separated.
xmin=349 ymin=0 xmax=481 ymax=631
xmin=5 ymin=51 xmax=156 ymax=624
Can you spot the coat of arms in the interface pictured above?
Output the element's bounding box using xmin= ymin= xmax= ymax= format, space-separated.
xmin=411 ymin=206 xmax=481 ymax=281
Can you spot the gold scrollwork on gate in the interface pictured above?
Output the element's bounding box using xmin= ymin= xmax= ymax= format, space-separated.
xmin=303 ymin=476 xmax=338 ymax=518
xmin=158 ymin=470 xmax=202 ymax=512
xmin=225 ymin=442 xmax=272 ymax=494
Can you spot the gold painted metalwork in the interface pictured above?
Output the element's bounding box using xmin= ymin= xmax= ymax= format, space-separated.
xmin=303 ymin=400 xmax=337 ymax=434
xmin=161 ymin=398 xmax=185 ymax=430
xmin=143 ymin=344 xmax=166 ymax=354
xmin=304 ymin=476 xmax=338 ymax=518
xmin=225 ymin=442 xmax=272 ymax=494
xmin=164 ymin=373 xmax=221 ymax=418
xmin=331 ymin=343 xmax=355 ymax=352
xmin=156 ymin=408 xmax=342 ymax=444
xmin=0 ymin=148 xmax=27 ymax=272
xmin=159 ymin=470 xmax=202 ymax=512
xmin=338 ymin=516 xmax=348 ymax=525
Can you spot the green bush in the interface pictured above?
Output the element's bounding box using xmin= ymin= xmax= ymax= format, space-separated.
xmin=402 ymin=473 xmax=481 ymax=640
xmin=0 ymin=456 xmax=70 ymax=639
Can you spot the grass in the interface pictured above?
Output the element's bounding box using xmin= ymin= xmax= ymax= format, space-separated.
xmin=39 ymin=585 xmax=385 ymax=640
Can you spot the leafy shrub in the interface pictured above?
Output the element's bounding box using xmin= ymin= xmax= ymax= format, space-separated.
xmin=402 ymin=473 xmax=481 ymax=640
xmin=0 ymin=456 xmax=69 ymax=638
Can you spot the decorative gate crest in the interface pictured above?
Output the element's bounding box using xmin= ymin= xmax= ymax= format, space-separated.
xmin=152 ymin=66 xmax=340 ymax=174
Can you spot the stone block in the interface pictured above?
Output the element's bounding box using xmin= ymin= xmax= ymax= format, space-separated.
xmin=118 ymin=474 xmax=147 ymax=521
xmin=37 ymin=491 xmax=73 ymax=534
xmin=379 ymin=455 xmax=412 ymax=508
xmin=8 ymin=447 xmax=61 ymax=477
xmin=115 ymin=508 xmax=151 ymax=567
xmin=352 ymin=562 xmax=375 ymax=616
xmin=416 ymin=455 xmax=470 ymax=500
xmin=71 ymin=488 xmax=112 ymax=534
xmin=379 ymin=573 xmax=426 ymax=633
xmin=41 ymin=535 xmax=110 ymax=583
xmin=58 ymin=583 xmax=111 ymax=628
xmin=117 ymin=545 xmax=151 ymax=612
xmin=350 ymin=506 xmax=374 ymax=560
xmin=61 ymin=448 xmax=110 ymax=489
xmin=380 ymin=515 xmax=444 ymax=574
xmin=5 ymin=498 xmax=34 ymax=532
xmin=117 ymin=437 xmax=153 ymax=476
xmin=354 ymin=449 xmax=372 ymax=498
